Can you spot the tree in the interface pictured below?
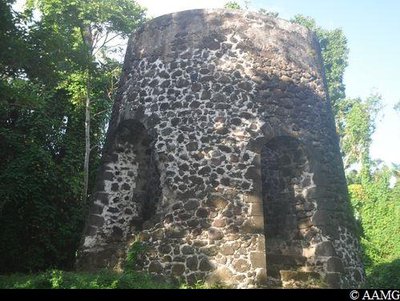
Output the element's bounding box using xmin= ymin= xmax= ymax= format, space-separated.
xmin=348 ymin=161 xmax=400 ymax=288
xmin=0 ymin=0 xmax=146 ymax=272
xmin=336 ymin=94 xmax=382 ymax=174
xmin=26 ymin=0 xmax=146 ymax=200
xmin=0 ymin=0 xmax=29 ymax=78
xmin=291 ymin=15 xmax=349 ymax=115
xmin=224 ymin=1 xmax=241 ymax=9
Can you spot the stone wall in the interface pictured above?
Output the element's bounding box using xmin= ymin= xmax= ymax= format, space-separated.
xmin=76 ymin=9 xmax=364 ymax=288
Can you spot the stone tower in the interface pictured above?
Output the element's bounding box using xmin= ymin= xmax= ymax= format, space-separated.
xmin=76 ymin=9 xmax=364 ymax=288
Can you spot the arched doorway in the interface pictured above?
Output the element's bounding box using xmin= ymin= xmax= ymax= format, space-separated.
xmin=261 ymin=136 xmax=315 ymax=282
xmin=77 ymin=119 xmax=161 ymax=270
xmin=107 ymin=120 xmax=161 ymax=234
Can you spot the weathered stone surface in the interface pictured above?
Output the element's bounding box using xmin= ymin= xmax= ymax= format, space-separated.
xmin=111 ymin=183 xmax=119 ymax=191
xmin=327 ymin=257 xmax=345 ymax=273
xmin=111 ymin=226 xmax=123 ymax=240
xmin=85 ymin=225 xmax=98 ymax=236
xmin=208 ymin=228 xmax=223 ymax=240
xmin=324 ymin=272 xmax=341 ymax=288
xmin=91 ymin=203 xmax=104 ymax=215
xmin=88 ymin=214 xmax=104 ymax=227
xmin=107 ymin=207 xmax=119 ymax=213
xmin=206 ymin=266 xmax=234 ymax=286
xmin=181 ymin=245 xmax=195 ymax=255
xmin=250 ymin=251 xmax=266 ymax=268
xmin=280 ymin=270 xmax=320 ymax=282
xmin=315 ymin=241 xmax=336 ymax=256
xmin=196 ymin=208 xmax=209 ymax=218
xmin=96 ymin=192 xmax=109 ymax=205
xmin=77 ymin=8 xmax=364 ymax=289
xmin=148 ymin=261 xmax=163 ymax=273
xmin=186 ymin=256 xmax=198 ymax=271
xmin=183 ymin=199 xmax=200 ymax=211
xmin=242 ymin=216 xmax=264 ymax=233
xmin=219 ymin=245 xmax=235 ymax=256
xmin=207 ymin=196 xmax=228 ymax=209
xmin=199 ymin=258 xmax=213 ymax=271
xmin=233 ymin=259 xmax=250 ymax=273
xmin=200 ymin=246 xmax=218 ymax=256
xmin=212 ymin=218 xmax=226 ymax=228
xmin=171 ymin=263 xmax=186 ymax=276
xmin=158 ymin=244 xmax=171 ymax=254
xmin=165 ymin=227 xmax=186 ymax=238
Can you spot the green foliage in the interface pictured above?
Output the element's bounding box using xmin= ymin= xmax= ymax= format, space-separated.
xmin=0 ymin=269 xmax=176 ymax=289
xmin=224 ymin=1 xmax=241 ymax=9
xmin=124 ymin=240 xmax=148 ymax=271
xmin=291 ymin=15 xmax=349 ymax=114
xmin=337 ymin=94 xmax=382 ymax=170
xmin=25 ymin=0 xmax=145 ymax=200
xmin=366 ymin=259 xmax=400 ymax=288
xmin=349 ymin=164 xmax=400 ymax=287
xmin=0 ymin=1 xmax=30 ymax=78
xmin=0 ymin=77 xmax=86 ymax=272
xmin=180 ymin=280 xmax=227 ymax=289
xmin=0 ymin=0 xmax=146 ymax=273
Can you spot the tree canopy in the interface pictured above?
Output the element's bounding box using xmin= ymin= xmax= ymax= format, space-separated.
xmin=291 ymin=14 xmax=349 ymax=114
xmin=0 ymin=0 xmax=145 ymax=273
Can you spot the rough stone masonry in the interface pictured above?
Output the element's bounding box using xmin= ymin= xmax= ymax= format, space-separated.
xmin=76 ymin=9 xmax=364 ymax=288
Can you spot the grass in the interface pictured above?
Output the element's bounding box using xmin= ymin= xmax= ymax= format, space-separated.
xmin=0 ymin=240 xmax=226 ymax=289
xmin=0 ymin=269 xmax=228 ymax=289
xmin=0 ymin=269 xmax=178 ymax=289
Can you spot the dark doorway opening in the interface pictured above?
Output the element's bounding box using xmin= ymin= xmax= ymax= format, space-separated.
xmin=261 ymin=136 xmax=314 ymax=282
xmin=110 ymin=120 xmax=161 ymax=234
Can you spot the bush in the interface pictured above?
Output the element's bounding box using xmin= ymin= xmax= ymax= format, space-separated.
xmin=366 ymin=259 xmax=400 ymax=288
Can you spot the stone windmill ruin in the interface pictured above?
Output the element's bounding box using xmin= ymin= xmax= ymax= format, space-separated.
xmin=76 ymin=9 xmax=364 ymax=288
